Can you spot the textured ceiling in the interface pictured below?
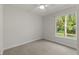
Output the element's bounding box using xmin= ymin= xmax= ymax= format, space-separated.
xmin=9 ymin=4 xmax=76 ymax=16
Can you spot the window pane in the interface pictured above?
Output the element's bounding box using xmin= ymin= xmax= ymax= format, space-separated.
xmin=56 ymin=16 xmax=65 ymax=37
xmin=67 ymin=14 xmax=76 ymax=38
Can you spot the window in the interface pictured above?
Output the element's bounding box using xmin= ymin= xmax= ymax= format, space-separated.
xmin=56 ymin=13 xmax=77 ymax=39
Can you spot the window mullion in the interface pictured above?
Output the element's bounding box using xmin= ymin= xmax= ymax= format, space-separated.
xmin=64 ymin=16 xmax=67 ymax=37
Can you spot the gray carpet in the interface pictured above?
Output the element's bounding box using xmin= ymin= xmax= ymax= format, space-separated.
xmin=3 ymin=39 xmax=77 ymax=55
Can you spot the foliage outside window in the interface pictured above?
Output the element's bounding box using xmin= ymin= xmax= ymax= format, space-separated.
xmin=56 ymin=13 xmax=77 ymax=39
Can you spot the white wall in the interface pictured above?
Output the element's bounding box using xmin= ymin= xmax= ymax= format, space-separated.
xmin=77 ymin=5 xmax=79 ymax=54
xmin=0 ymin=5 xmax=3 ymax=54
xmin=43 ymin=6 xmax=77 ymax=49
xmin=4 ymin=5 xmax=43 ymax=49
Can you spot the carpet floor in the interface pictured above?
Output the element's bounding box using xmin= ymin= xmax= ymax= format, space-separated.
xmin=3 ymin=39 xmax=77 ymax=55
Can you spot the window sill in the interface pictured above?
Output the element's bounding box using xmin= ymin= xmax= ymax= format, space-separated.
xmin=55 ymin=35 xmax=77 ymax=40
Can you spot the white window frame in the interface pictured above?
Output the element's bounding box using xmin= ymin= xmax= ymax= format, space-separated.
xmin=55 ymin=12 xmax=77 ymax=40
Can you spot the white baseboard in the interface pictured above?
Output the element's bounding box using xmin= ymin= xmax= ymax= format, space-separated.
xmin=4 ymin=38 xmax=41 ymax=50
xmin=44 ymin=39 xmax=76 ymax=49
